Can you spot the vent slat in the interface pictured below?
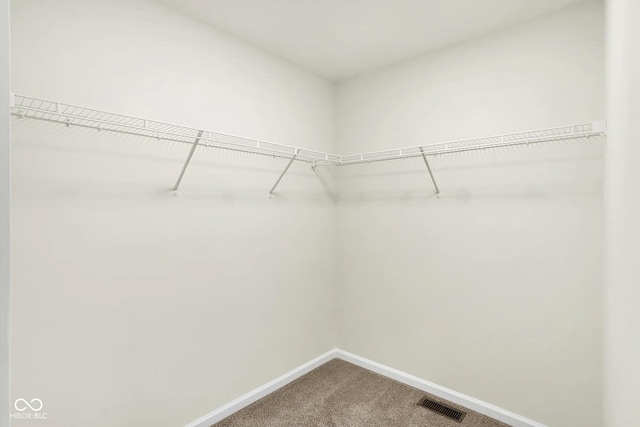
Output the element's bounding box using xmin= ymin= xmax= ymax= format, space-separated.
xmin=417 ymin=397 xmax=466 ymax=423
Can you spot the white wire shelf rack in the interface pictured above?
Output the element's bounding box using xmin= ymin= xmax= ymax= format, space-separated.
xmin=10 ymin=94 xmax=341 ymax=164
xmin=10 ymin=93 xmax=606 ymax=196
xmin=331 ymin=121 xmax=607 ymax=166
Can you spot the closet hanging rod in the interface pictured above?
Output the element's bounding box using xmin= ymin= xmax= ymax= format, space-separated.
xmin=10 ymin=94 xmax=342 ymax=164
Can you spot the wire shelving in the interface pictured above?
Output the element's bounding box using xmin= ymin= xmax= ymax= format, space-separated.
xmin=10 ymin=94 xmax=606 ymax=195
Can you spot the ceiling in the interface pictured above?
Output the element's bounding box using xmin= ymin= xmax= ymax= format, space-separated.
xmin=158 ymin=0 xmax=586 ymax=81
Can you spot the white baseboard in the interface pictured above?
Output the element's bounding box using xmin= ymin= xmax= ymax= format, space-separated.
xmin=334 ymin=349 xmax=547 ymax=427
xmin=185 ymin=348 xmax=546 ymax=427
xmin=184 ymin=349 xmax=336 ymax=427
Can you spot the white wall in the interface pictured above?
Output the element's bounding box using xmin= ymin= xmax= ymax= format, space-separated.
xmin=335 ymin=2 xmax=604 ymax=427
xmin=604 ymin=0 xmax=640 ymax=426
xmin=10 ymin=1 xmax=610 ymax=426
xmin=1 ymin=0 xmax=10 ymax=426
xmin=10 ymin=1 xmax=336 ymax=426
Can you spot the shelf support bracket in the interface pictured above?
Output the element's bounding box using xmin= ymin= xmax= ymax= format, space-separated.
xmin=172 ymin=130 xmax=205 ymax=196
xmin=269 ymin=150 xmax=298 ymax=195
xmin=419 ymin=147 xmax=440 ymax=197
xmin=311 ymin=163 xmax=335 ymax=198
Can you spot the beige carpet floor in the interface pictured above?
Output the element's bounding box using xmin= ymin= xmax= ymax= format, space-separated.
xmin=214 ymin=359 xmax=511 ymax=427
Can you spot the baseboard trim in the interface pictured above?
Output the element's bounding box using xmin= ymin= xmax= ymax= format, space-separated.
xmin=184 ymin=349 xmax=337 ymax=427
xmin=334 ymin=349 xmax=547 ymax=427
xmin=185 ymin=348 xmax=546 ymax=427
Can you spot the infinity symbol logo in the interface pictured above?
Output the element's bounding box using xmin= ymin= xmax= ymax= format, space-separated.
xmin=14 ymin=398 xmax=43 ymax=412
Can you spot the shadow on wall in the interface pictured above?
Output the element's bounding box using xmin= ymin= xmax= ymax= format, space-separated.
xmin=11 ymin=117 xmax=333 ymax=204
xmin=332 ymin=136 xmax=604 ymax=203
xmin=11 ymin=117 xmax=317 ymax=175
xmin=335 ymin=184 xmax=603 ymax=203
xmin=12 ymin=117 xmax=604 ymax=204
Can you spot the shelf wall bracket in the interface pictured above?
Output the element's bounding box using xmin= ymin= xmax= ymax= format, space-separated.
xmin=172 ymin=130 xmax=205 ymax=196
xmin=419 ymin=147 xmax=441 ymax=197
xmin=269 ymin=149 xmax=298 ymax=195
xmin=311 ymin=163 xmax=335 ymax=198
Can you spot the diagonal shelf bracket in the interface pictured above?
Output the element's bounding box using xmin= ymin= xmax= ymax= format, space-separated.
xmin=172 ymin=130 xmax=205 ymax=197
xmin=311 ymin=163 xmax=335 ymax=198
xmin=269 ymin=149 xmax=299 ymax=196
xmin=419 ymin=147 xmax=440 ymax=197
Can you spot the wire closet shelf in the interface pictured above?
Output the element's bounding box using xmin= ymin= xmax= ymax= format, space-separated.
xmin=334 ymin=121 xmax=606 ymax=166
xmin=10 ymin=94 xmax=606 ymax=194
xmin=10 ymin=94 xmax=341 ymax=164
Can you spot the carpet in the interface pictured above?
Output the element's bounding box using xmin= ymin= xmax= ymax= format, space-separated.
xmin=214 ymin=359 xmax=511 ymax=426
